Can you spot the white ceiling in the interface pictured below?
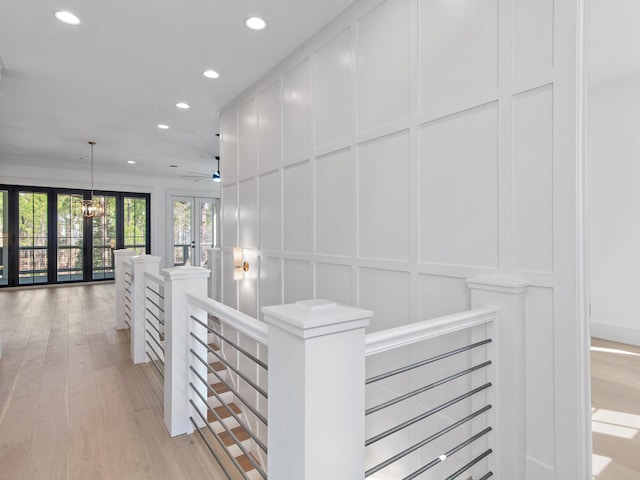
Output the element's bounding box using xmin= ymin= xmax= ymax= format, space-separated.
xmin=0 ymin=0 xmax=354 ymax=180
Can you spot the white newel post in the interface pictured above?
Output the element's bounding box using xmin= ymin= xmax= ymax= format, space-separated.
xmin=130 ymin=255 xmax=161 ymax=364
xmin=161 ymin=266 xmax=210 ymax=437
xmin=114 ymin=249 xmax=136 ymax=329
xmin=262 ymin=299 xmax=372 ymax=480
xmin=467 ymin=276 xmax=528 ymax=480
xmin=207 ymin=247 xmax=221 ymax=301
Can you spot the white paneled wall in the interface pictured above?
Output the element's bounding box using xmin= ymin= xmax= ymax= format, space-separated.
xmin=219 ymin=0 xmax=586 ymax=478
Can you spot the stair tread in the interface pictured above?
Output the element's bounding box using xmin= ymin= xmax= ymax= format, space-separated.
xmin=210 ymin=382 xmax=229 ymax=395
xmin=209 ymin=361 xmax=225 ymax=371
xmin=236 ymin=452 xmax=261 ymax=474
xmin=207 ymin=402 xmax=241 ymax=422
xmin=220 ymin=426 xmax=250 ymax=447
xmin=208 ymin=343 xmax=220 ymax=351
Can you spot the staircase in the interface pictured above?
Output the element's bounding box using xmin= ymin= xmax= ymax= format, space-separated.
xmin=198 ymin=315 xmax=264 ymax=479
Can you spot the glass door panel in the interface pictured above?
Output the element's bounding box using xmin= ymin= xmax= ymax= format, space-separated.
xmin=0 ymin=190 xmax=8 ymax=286
xmin=124 ymin=196 xmax=147 ymax=254
xmin=198 ymin=199 xmax=217 ymax=268
xmin=19 ymin=191 xmax=48 ymax=285
xmin=172 ymin=199 xmax=193 ymax=266
xmin=57 ymin=193 xmax=84 ymax=282
xmin=92 ymin=195 xmax=116 ymax=279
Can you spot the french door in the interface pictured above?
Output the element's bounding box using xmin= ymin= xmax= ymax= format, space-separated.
xmin=0 ymin=185 xmax=149 ymax=287
xmin=170 ymin=196 xmax=218 ymax=268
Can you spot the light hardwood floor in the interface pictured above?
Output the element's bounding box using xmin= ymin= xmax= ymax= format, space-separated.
xmin=0 ymin=284 xmax=227 ymax=480
xmin=591 ymin=337 xmax=640 ymax=479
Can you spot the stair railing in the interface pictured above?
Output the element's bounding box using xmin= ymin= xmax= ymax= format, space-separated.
xmin=144 ymin=270 xmax=165 ymax=378
xmin=363 ymin=307 xmax=497 ymax=480
xmin=187 ymin=293 xmax=268 ymax=479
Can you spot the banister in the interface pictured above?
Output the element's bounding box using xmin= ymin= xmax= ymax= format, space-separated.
xmin=144 ymin=270 xmax=163 ymax=285
xmin=364 ymin=305 xmax=498 ymax=356
xmin=185 ymin=292 xmax=268 ymax=345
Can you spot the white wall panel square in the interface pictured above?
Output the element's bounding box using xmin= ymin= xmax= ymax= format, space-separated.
xmin=258 ymin=80 xmax=282 ymax=171
xmin=259 ymin=170 xmax=281 ymax=251
xmin=316 ymin=149 xmax=352 ymax=256
xmin=314 ymin=29 xmax=351 ymax=149
xmin=514 ymin=0 xmax=553 ymax=80
xmin=316 ymin=263 xmax=352 ymax=306
xmin=525 ymin=287 xmax=555 ymax=467
xmin=358 ymin=267 xmax=410 ymax=332
xmin=358 ymin=131 xmax=410 ymax=260
xmin=222 ymin=183 xmax=237 ymax=248
xmin=239 ymin=98 xmax=258 ymax=178
xmin=222 ymin=251 xmax=237 ymax=309
xmin=356 ymin=0 xmax=410 ymax=134
xmin=418 ymin=0 xmax=498 ymax=112
xmin=259 ymin=256 xmax=282 ymax=315
xmin=283 ymin=60 xmax=312 ymax=161
xmin=418 ymin=274 xmax=469 ymax=320
xmin=221 ymin=110 xmax=238 ymax=179
xmin=283 ymin=259 xmax=311 ymax=304
xmin=238 ymin=178 xmax=257 ymax=249
xmin=283 ymin=161 xmax=312 ymax=253
xmin=419 ymin=103 xmax=498 ymax=267
xmin=513 ymin=85 xmax=553 ymax=273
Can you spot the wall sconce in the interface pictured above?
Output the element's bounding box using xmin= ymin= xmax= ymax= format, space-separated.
xmin=233 ymin=247 xmax=249 ymax=280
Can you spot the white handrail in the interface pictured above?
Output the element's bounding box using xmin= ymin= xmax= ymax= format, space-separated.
xmin=364 ymin=306 xmax=498 ymax=356
xmin=144 ymin=270 xmax=164 ymax=286
xmin=186 ymin=293 xmax=268 ymax=345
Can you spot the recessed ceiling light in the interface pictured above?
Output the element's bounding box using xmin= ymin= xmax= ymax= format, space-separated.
xmin=158 ymin=124 xmax=170 ymax=129
xmin=127 ymin=160 xmax=136 ymax=164
xmin=203 ymin=70 xmax=220 ymax=79
xmin=54 ymin=11 xmax=81 ymax=26
xmin=245 ymin=17 xmax=266 ymax=30
xmin=176 ymin=102 xmax=190 ymax=109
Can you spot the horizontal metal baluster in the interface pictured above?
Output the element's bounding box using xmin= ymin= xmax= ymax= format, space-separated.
xmin=366 ymin=383 xmax=491 ymax=446
xmin=189 ymin=416 xmax=235 ymax=480
xmin=145 ymin=307 xmax=163 ymax=325
xmin=145 ymin=340 xmax=164 ymax=367
xmin=190 ymin=349 xmax=267 ymax=426
xmin=145 ymin=284 xmax=164 ymax=300
xmin=365 ymin=404 xmax=492 ymax=477
xmin=145 ymin=316 xmax=162 ymax=339
xmin=189 ymin=402 xmax=250 ymax=480
xmin=190 ymin=366 xmax=267 ymax=453
xmin=146 ymin=352 xmax=164 ymax=378
xmin=190 ymin=383 xmax=267 ymax=479
xmin=366 ymin=339 xmax=491 ymax=384
xmin=367 ymin=361 xmax=491 ymax=415
xmin=145 ymin=296 xmax=164 ymax=314
xmin=477 ymin=471 xmax=494 ymax=480
xmin=444 ymin=449 xmax=493 ymax=480
xmin=191 ymin=333 xmax=267 ymax=399
xmin=403 ymin=427 xmax=492 ymax=480
xmin=146 ymin=328 xmax=164 ymax=354
xmin=124 ymin=302 xmax=131 ymax=311
xmin=191 ymin=315 xmax=267 ymax=370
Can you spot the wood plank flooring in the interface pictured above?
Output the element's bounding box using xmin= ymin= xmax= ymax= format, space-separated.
xmin=591 ymin=338 xmax=640 ymax=479
xmin=0 ymin=284 xmax=227 ymax=480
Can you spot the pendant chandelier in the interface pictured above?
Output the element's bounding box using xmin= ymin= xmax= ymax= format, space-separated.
xmin=82 ymin=141 xmax=104 ymax=217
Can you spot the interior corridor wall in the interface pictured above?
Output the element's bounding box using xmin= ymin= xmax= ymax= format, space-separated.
xmin=219 ymin=0 xmax=587 ymax=478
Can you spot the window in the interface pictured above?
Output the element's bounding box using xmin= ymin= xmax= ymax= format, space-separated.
xmin=0 ymin=185 xmax=150 ymax=287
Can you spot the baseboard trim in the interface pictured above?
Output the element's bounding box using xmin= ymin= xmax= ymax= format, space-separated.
xmin=590 ymin=321 xmax=640 ymax=347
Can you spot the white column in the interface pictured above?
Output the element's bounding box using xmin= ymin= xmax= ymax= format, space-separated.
xmin=262 ymin=299 xmax=372 ymax=480
xmin=207 ymin=247 xmax=221 ymax=301
xmin=161 ymin=266 xmax=210 ymax=437
xmin=113 ymin=249 xmax=137 ymax=329
xmin=467 ymin=276 xmax=528 ymax=480
xmin=130 ymin=255 xmax=161 ymax=364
